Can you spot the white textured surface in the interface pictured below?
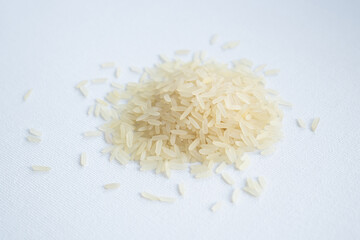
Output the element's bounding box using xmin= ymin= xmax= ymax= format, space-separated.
xmin=1 ymin=0 xmax=360 ymax=239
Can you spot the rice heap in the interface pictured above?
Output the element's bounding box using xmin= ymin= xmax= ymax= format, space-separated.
xmin=98 ymin=54 xmax=283 ymax=178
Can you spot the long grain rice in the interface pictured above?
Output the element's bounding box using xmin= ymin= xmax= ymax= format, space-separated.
xmin=311 ymin=118 xmax=320 ymax=132
xmin=23 ymin=89 xmax=33 ymax=101
xmin=31 ymin=166 xmax=50 ymax=171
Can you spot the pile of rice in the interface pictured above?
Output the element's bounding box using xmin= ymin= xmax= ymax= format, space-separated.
xmin=97 ymin=53 xmax=284 ymax=178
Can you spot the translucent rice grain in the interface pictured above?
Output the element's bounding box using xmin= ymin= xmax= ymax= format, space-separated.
xmin=243 ymin=186 xmax=260 ymax=197
xmin=215 ymin=162 xmax=226 ymax=174
xmin=211 ymin=201 xmax=222 ymax=212
xmin=164 ymin=94 xmax=171 ymax=102
xmin=221 ymin=172 xmax=235 ymax=185
xmin=260 ymin=147 xmax=275 ymax=156
xmin=115 ymin=67 xmax=121 ymax=78
xmin=111 ymin=82 xmax=124 ymax=89
xmin=100 ymin=62 xmax=115 ymax=68
xmin=87 ymin=105 xmax=94 ymax=116
xmin=83 ymin=131 xmax=102 ymax=137
xmin=79 ymin=86 xmax=89 ymax=97
xmin=23 ymin=89 xmax=33 ymax=101
xmin=26 ymin=135 xmax=41 ymax=143
xmin=311 ymin=118 xmax=320 ymax=132
xmin=232 ymin=189 xmax=240 ymax=203
xmin=75 ymin=80 xmax=88 ymax=88
xmin=221 ymin=41 xmax=240 ymax=50
xmin=178 ymin=183 xmax=185 ymax=196
xmin=188 ymin=138 xmax=200 ymax=151
xmin=104 ymin=183 xmax=120 ymax=189
xmin=31 ymin=166 xmax=50 ymax=172
xmin=175 ymin=49 xmax=190 ymax=56
xmin=80 ymin=152 xmax=87 ymax=166
xmin=264 ymin=69 xmax=280 ymax=76
xmin=29 ymin=128 xmax=42 ymax=137
xmin=92 ymin=78 xmax=107 ymax=84
xmin=159 ymin=54 xmax=170 ymax=62
xmin=129 ymin=66 xmax=142 ymax=73
xmin=258 ymin=176 xmax=266 ymax=189
xmin=170 ymin=130 xmax=187 ymax=135
xmin=155 ymin=140 xmax=163 ymax=156
xmin=141 ymin=192 xmax=159 ymax=201
xmin=297 ymin=118 xmax=306 ymax=128
xmin=126 ymin=131 xmax=133 ymax=148
xmin=254 ymin=64 xmax=267 ymax=73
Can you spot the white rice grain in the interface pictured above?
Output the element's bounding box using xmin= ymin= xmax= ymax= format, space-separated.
xmin=232 ymin=189 xmax=240 ymax=203
xmin=297 ymin=118 xmax=306 ymax=128
xmin=211 ymin=201 xmax=223 ymax=212
xmin=100 ymin=62 xmax=115 ymax=68
xmin=178 ymin=183 xmax=185 ymax=196
xmin=129 ymin=66 xmax=142 ymax=73
xmin=175 ymin=49 xmax=190 ymax=56
xmin=79 ymin=86 xmax=89 ymax=97
xmin=80 ymin=152 xmax=87 ymax=166
xmin=23 ymin=89 xmax=33 ymax=101
xmin=221 ymin=172 xmax=235 ymax=185
xmin=104 ymin=183 xmax=120 ymax=189
xmin=29 ymin=128 xmax=42 ymax=137
xmin=221 ymin=41 xmax=240 ymax=50
xmin=92 ymin=78 xmax=107 ymax=84
xmin=311 ymin=118 xmax=320 ymax=132
xmin=264 ymin=69 xmax=280 ymax=76
xmin=83 ymin=131 xmax=102 ymax=137
xmin=31 ymin=165 xmax=51 ymax=172
xmin=26 ymin=135 xmax=41 ymax=143
xmin=115 ymin=67 xmax=121 ymax=78
xmin=75 ymin=80 xmax=88 ymax=89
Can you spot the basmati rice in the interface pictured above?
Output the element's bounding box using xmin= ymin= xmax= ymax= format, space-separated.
xmin=104 ymin=183 xmax=120 ymax=189
xmin=83 ymin=131 xmax=102 ymax=137
xmin=222 ymin=41 xmax=240 ymax=50
xmin=26 ymin=135 xmax=41 ymax=143
xmin=111 ymin=82 xmax=124 ymax=89
xmin=75 ymin=80 xmax=88 ymax=88
xmin=178 ymin=183 xmax=185 ymax=196
xmin=243 ymin=177 xmax=265 ymax=197
xmin=85 ymin=52 xmax=284 ymax=179
xmin=80 ymin=152 xmax=87 ymax=166
xmin=311 ymin=118 xmax=320 ymax=132
xmin=254 ymin=64 xmax=267 ymax=73
xmin=31 ymin=166 xmax=50 ymax=171
xmin=23 ymin=89 xmax=33 ymax=101
xmin=175 ymin=49 xmax=190 ymax=55
xmin=88 ymin=106 xmax=94 ymax=116
xmin=215 ymin=162 xmax=226 ymax=174
xmin=92 ymin=78 xmax=107 ymax=84
xmin=29 ymin=128 xmax=42 ymax=137
xmin=79 ymin=86 xmax=89 ymax=97
xmin=221 ymin=172 xmax=235 ymax=185
xmin=140 ymin=192 xmax=175 ymax=203
xmin=231 ymin=189 xmax=240 ymax=203
xmin=264 ymin=69 xmax=280 ymax=76
xmin=101 ymin=62 xmax=115 ymax=68
xmin=115 ymin=67 xmax=121 ymax=78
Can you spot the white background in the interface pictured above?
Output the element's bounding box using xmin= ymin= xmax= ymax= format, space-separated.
xmin=1 ymin=0 xmax=360 ymax=239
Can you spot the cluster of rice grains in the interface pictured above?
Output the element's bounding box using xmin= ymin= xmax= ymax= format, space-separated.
xmin=98 ymin=57 xmax=284 ymax=176
xmin=79 ymin=36 xmax=295 ymax=212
